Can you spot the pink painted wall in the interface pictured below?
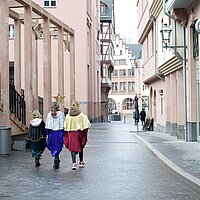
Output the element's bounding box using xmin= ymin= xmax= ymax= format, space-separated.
xmin=9 ymin=0 xmax=101 ymax=121
xmin=33 ymin=0 xmax=101 ymax=118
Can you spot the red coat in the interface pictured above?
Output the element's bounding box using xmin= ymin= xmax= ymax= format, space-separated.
xmin=64 ymin=128 xmax=88 ymax=152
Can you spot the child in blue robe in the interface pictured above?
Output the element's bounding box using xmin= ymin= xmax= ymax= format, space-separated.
xmin=45 ymin=102 xmax=65 ymax=169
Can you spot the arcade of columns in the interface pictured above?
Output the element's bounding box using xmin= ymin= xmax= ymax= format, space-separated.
xmin=0 ymin=0 xmax=75 ymax=126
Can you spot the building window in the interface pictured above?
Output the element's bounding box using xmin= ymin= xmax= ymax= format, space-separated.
xmin=120 ymin=82 xmax=126 ymax=91
xmin=103 ymin=66 xmax=106 ymax=78
xmin=119 ymin=69 xmax=122 ymax=76
xmin=123 ymin=69 xmax=126 ymax=76
xmin=112 ymin=82 xmax=114 ymax=90
xmin=112 ymin=69 xmax=118 ymax=77
xmin=44 ymin=0 xmax=57 ymax=7
xmin=114 ymin=59 xmax=126 ymax=65
xmin=122 ymin=98 xmax=134 ymax=110
xmin=9 ymin=25 xmax=14 ymax=38
xmin=123 ymin=82 xmax=126 ymax=91
xmin=119 ymin=69 xmax=126 ymax=77
xmin=100 ymin=44 xmax=103 ymax=54
xmin=128 ymin=68 xmax=134 ymax=76
xmin=128 ymin=82 xmax=134 ymax=91
xmin=100 ymin=4 xmax=106 ymax=13
xmin=120 ymin=82 xmax=123 ymax=91
xmin=128 ymin=69 xmax=132 ymax=76
xmin=100 ymin=64 xmax=103 ymax=78
xmin=9 ymin=61 xmax=14 ymax=85
xmin=112 ymin=82 xmax=118 ymax=91
xmin=100 ymin=24 xmax=103 ymax=33
xmin=115 ymin=82 xmax=118 ymax=91
xmin=193 ymin=23 xmax=199 ymax=58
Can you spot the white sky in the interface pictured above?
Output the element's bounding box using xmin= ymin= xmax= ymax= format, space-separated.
xmin=114 ymin=0 xmax=138 ymax=44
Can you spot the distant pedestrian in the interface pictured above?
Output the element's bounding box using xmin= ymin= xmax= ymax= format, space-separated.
xmin=28 ymin=110 xmax=46 ymax=167
xmin=45 ymin=102 xmax=65 ymax=169
xmin=140 ymin=109 xmax=146 ymax=125
xmin=64 ymin=101 xmax=90 ymax=170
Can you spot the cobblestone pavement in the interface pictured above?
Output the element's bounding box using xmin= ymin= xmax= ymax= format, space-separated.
xmin=1 ymin=121 xmax=200 ymax=200
xmin=134 ymin=130 xmax=200 ymax=185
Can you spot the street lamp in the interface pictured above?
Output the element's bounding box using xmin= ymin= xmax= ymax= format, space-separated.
xmin=160 ymin=23 xmax=188 ymax=141
xmin=160 ymin=23 xmax=171 ymax=48
xmin=160 ymin=23 xmax=186 ymax=49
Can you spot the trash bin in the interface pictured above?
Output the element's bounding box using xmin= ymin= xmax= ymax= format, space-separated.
xmin=0 ymin=126 xmax=11 ymax=155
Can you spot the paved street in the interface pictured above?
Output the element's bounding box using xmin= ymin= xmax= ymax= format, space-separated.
xmin=1 ymin=121 xmax=200 ymax=199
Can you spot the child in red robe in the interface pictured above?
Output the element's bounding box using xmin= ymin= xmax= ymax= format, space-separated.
xmin=64 ymin=101 xmax=90 ymax=170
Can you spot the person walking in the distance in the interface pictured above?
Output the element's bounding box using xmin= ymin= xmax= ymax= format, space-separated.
xmin=134 ymin=109 xmax=140 ymax=125
xmin=45 ymin=102 xmax=65 ymax=169
xmin=64 ymin=101 xmax=90 ymax=170
xmin=134 ymin=95 xmax=140 ymax=125
xmin=140 ymin=108 xmax=146 ymax=125
xmin=28 ymin=110 xmax=46 ymax=167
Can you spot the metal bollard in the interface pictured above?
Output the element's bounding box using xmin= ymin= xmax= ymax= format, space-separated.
xmin=124 ymin=116 xmax=126 ymax=123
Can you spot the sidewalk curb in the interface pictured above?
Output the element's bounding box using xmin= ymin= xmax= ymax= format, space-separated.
xmin=131 ymin=131 xmax=200 ymax=186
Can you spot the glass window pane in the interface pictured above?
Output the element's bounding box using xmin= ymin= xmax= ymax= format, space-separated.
xmin=44 ymin=1 xmax=49 ymax=6
xmin=51 ymin=1 xmax=56 ymax=6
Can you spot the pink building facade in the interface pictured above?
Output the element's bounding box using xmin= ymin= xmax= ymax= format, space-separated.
xmin=25 ymin=0 xmax=102 ymax=122
xmin=1 ymin=0 xmax=101 ymax=135
xmin=137 ymin=0 xmax=200 ymax=141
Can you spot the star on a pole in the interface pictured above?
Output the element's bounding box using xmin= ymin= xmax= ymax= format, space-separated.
xmin=53 ymin=93 xmax=65 ymax=103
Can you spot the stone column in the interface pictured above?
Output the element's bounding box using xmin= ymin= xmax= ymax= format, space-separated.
xmin=32 ymin=32 xmax=38 ymax=110
xmin=43 ymin=17 xmax=51 ymax=119
xmin=0 ymin=0 xmax=10 ymax=126
xmin=70 ymin=34 xmax=75 ymax=104
xmin=14 ymin=19 xmax=21 ymax=93
xmin=24 ymin=5 xmax=33 ymax=124
xmin=58 ymin=27 xmax=64 ymax=109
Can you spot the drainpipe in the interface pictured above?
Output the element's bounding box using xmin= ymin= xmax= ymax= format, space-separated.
xmin=163 ymin=0 xmax=188 ymax=141
xmin=182 ymin=27 xmax=188 ymax=141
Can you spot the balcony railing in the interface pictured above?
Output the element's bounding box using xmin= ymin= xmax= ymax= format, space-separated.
xmin=9 ymin=84 xmax=26 ymax=125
